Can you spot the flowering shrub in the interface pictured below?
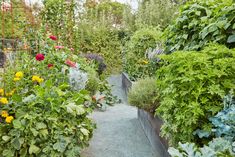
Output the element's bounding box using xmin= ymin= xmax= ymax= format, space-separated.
xmin=0 ymin=36 xmax=100 ymax=156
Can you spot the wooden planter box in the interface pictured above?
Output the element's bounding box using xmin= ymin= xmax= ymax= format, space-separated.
xmin=122 ymin=72 xmax=169 ymax=156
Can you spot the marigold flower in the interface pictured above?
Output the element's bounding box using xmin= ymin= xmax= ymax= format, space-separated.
xmin=1 ymin=110 xmax=8 ymax=118
xmin=0 ymin=88 xmax=4 ymax=96
xmin=35 ymin=53 xmax=45 ymax=61
xmin=13 ymin=77 xmax=21 ymax=81
xmin=65 ymin=59 xmax=76 ymax=68
xmin=49 ymin=35 xmax=57 ymax=41
xmin=15 ymin=71 xmax=24 ymax=78
xmin=0 ymin=97 xmax=8 ymax=105
xmin=5 ymin=116 xmax=14 ymax=123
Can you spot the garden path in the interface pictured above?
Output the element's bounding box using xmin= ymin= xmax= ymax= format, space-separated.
xmin=81 ymin=75 xmax=158 ymax=157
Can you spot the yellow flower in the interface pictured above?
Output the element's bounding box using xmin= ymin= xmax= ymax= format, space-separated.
xmin=13 ymin=77 xmax=21 ymax=81
xmin=15 ymin=71 xmax=23 ymax=78
xmin=32 ymin=76 xmax=43 ymax=83
xmin=0 ymin=97 xmax=8 ymax=105
xmin=142 ymin=60 xmax=149 ymax=64
xmin=5 ymin=116 xmax=14 ymax=123
xmin=0 ymin=88 xmax=4 ymax=96
xmin=5 ymin=89 xmax=15 ymax=97
xmin=1 ymin=110 xmax=8 ymax=118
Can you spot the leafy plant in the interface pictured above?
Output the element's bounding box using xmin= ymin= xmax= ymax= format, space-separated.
xmin=169 ymin=137 xmax=235 ymax=157
xmin=128 ymin=77 xmax=159 ymax=113
xmin=164 ymin=0 xmax=235 ymax=53
xmin=124 ymin=27 xmax=162 ymax=81
xmin=210 ymin=94 xmax=235 ymax=139
xmin=156 ymin=44 xmax=235 ymax=145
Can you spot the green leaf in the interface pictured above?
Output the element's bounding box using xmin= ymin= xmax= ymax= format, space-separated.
xmin=29 ymin=144 xmax=40 ymax=155
xmin=36 ymin=122 xmax=47 ymax=130
xmin=227 ymin=34 xmax=235 ymax=43
xmin=2 ymin=136 xmax=11 ymax=142
xmin=13 ymin=120 xmax=22 ymax=129
xmin=11 ymin=138 xmax=21 ymax=150
xmin=53 ymin=139 xmax=68 ymax=153
xmin=80 ymin=128 xmax=90 ymax=136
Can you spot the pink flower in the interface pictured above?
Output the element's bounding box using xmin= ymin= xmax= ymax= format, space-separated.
xmin=70 ymin=48 xmax=74 ymax=51
xmin=35 ymin=54 xmax=45 ymax=61
xmin=65 ymin=60 xmax=76 ymax=68
xmin=1 ymin=2 xmax=11 ymax=12
xmin=55 ymin=46 xmax=64 ymax=49
xmin=49 ymin=35 xmax=57 ymax=41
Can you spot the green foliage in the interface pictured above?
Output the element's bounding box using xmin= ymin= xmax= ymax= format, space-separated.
xmin=156 ymin=44 xmax=235 ymax=145
xmin=135 ymin=0 xmax=179 ymax=29
xmin=128 ymin=78 xmax=159 ymax=113
xmin=0 ymin=0 xmax=35 ymax=39
xmin=124 ymin=27 xmax=162 ymax=81
xmin=164 ymin=0 xmax=235 ymax=53
xmin=169 ymin=138 xmax=235 ymax=157
xmin=76 ymin=23 xmax=122 ymax=73
xmin=41 ymin=0 xmax=76 ymax=48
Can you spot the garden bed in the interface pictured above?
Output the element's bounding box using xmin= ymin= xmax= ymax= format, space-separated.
xmin=122 ymin=72 xmax=169 ymax=156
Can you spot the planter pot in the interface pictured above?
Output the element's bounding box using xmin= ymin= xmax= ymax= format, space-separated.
xmin=138 ymin=109 xmax=170 ymax=157
xmin=121 ymin=72 xmax=133 ymax=95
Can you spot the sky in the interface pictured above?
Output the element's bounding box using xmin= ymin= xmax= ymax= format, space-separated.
xmin=25 ymin=0 xmax=139 ymax=10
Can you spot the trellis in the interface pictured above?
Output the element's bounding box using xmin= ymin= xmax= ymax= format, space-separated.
xmin=0 ymin=0 xmax=37 ymax=68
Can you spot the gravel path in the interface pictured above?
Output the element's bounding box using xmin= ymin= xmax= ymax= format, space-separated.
xmin=81 ymin=75 xmax=157 ymax=157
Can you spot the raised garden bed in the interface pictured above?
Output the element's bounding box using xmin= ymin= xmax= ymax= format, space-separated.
xmin=122 ymin=72 xmax=169 ymax=156
xmin=138 ymin=109 xmax=169 ymax=157
xmin=122 ymin=72 xmax=133 ymax=95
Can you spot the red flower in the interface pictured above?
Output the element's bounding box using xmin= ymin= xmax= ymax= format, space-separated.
xmin=55 ymin=46 xmax=64 ymax=49
xmin=35 ymin=54 xmax=45 ymax=61
xmin=65 ymin=59 xmax=76 ymax=68
xmin=48 ymin=64 xmax=53 ymax=68
xmin=49 ymin=35 xmax=57 ymax=41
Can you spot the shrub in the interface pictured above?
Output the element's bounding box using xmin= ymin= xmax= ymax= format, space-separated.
xmin=164 ymin=0 xmax=235 ymax=53
xmin=128 ymin=78 xmax=159 ymax=113
xmin=156 ymin=44 xmax=235 ymax=145
xmin=124 ymin=27 xmax=162 ymax=81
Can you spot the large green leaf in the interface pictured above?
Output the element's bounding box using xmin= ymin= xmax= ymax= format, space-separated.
xmin=227 ymin=34 xmax=235 ymax=43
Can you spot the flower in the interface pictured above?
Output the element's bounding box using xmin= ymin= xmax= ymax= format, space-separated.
xmin=0 ymin=97 xmax=8 ymax=105
xmin=1 ymin=2 xmax=11 ymax=12
xmin=0 ymin=88 xmax=4 ymax=96
xmin=35 ymin=54 xmax=45 ymax=61
xmin=65 ymin=59 xmax=76 ymax=68
xmin=48 ymin=64 xmax=54 ymax=68
xmin=32 ymin=75 xmax=44 ymax=83
xmin=5 ymin=116 xmax=14 ymax=123
xmin=55 ymin=46 xmax=64 ymax=49
xmin=49 ymin=35 xmax=57 ymax=41
xmin=6 ymin=89 xmax=15 ymax=97
xmin=1 ymin=110 xmax=8 ymax=118
xmin=142 ymin=60 xmax=149 ymax=64
xmin=15 ymin=71 xmax=24 ymax=78
xmin=13 ymin=77 xmax=21 ymax=81
xmin=70 ymin=48 xmax=74 ymax=51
